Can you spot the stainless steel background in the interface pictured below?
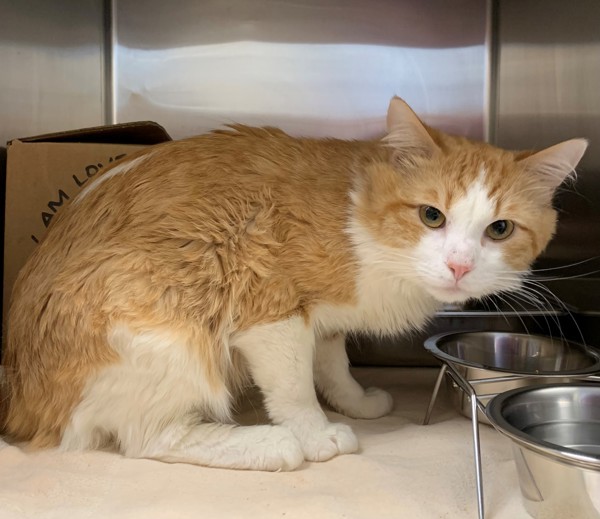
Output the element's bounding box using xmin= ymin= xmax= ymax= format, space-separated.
xmin=112 ymin=0 xmax=486 ymax=140
xmin=0 ymin=0 xmax=106 ymax=147
xmin=1 ymin=0 xmax=599 ymax=362
xmin=494 ymin=0 xmax=600 ymax=269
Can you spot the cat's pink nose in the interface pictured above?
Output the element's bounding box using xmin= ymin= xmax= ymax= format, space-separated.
xmin=446 ymin=261 xmax=473 ymax=281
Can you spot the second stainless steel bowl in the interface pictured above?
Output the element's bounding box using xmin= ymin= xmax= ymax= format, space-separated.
xmin=486 ymin=384 xmax=600 ymax=518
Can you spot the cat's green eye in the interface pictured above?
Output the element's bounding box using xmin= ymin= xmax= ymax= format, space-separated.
xmin=486 ymin=220 xmax=514 ymax=240
xmin=419 ymin=206 xmax=446 ymax=229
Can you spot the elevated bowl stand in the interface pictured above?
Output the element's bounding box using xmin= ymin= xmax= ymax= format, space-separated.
xmin=423 ymin=361 xmax=600 ymax=519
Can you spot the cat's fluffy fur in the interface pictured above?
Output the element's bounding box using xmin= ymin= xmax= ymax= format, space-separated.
xmin=1 ymin=98 xmax=587 ymax=471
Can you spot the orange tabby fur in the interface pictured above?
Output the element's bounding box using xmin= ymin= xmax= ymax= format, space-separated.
xmin=1 ymin=98 xmax=586 ymax=460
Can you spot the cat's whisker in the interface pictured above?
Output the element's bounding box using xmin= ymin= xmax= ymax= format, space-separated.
xmin=505 ymin=287 xmax=545 ymax=309
xmin=377 ymin=255 xmax=421 ymax=265
xmin=492 ymin=284 xmax=572 ymax=345
xmin=503 ymin=289 xmax=560 ymax=342
xmin=493 ymin=257 xmax=599 ymax=277
xmin=484 ymin=294 xmax=512 ymax=327
xmin=514 ymin=290 xmax=548 ymax=312
xmin=514 ymin=282 xmax=561 ymax=313
xmin=368 ymin=259 xmax=417 ymax=268
xmin=539 ymin=288 xmax=586 ymax=345
xmin=501 ymin=290 xmax=541 ymax=314
xmin=493 ymin=292 xmax=532 ymax=335
xmin=476 ymin=277 xmax=560 ymax=334
xmin=520 ymin=280 xmax=571 ymax=308
xmin=528 ymin=257 xmax=599 ymax=273
xmin=524 ymin=270 xmax=600 ymax=282
xmin=517 ymin=281 xmax=586 ymax=345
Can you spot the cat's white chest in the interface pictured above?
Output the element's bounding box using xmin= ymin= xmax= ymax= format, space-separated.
xmin=312 ymin=275 xmax=438 ymax=337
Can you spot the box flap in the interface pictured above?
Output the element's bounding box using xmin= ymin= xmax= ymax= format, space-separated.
xmin=10 ymin=121 xmax=172 ymax=146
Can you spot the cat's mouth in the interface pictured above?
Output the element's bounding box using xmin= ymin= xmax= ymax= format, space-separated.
xmin=426 ymin=284 xmax=473 ymax=304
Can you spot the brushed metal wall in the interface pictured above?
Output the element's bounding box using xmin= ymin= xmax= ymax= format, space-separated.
xmin=493 ymin=0 xmax=600 ymax=273
xmin=0 ymin=0 xmax=488 ymax=141
xmin=112 ymin=0 xmax=487 ymax=140
xmin=0 ymin=0 xmax=105 ymax=147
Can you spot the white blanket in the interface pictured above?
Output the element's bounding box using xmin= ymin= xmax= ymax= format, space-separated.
xmin=0 ymin=368 xmax=527 ymax=519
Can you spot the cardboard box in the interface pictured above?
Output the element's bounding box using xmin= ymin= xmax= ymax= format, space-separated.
xmin=3 ymin=121 xmax=172 ymax=329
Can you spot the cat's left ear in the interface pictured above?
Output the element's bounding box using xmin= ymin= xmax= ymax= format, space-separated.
xmin=518 ymin=138 xmax=588 ymax=189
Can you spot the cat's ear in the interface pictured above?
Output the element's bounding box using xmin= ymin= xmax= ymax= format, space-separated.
xmin=518 ymin=138 xmax=588 ymax=189
xmin=385 ymin=96 xmax=440 ymax=160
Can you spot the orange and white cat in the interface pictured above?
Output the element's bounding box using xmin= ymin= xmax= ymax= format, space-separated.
xmin=2 ymin=97 xmax=587 ymax=471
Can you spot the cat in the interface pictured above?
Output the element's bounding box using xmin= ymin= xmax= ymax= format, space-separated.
xmin=1 ymin=97 xmax=587 ymax=471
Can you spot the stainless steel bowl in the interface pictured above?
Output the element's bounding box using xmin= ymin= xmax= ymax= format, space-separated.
xmin=487 ymin=384 xmax=600 ymax=518
xmin=424 ymin=331 xmax=600 ymax=423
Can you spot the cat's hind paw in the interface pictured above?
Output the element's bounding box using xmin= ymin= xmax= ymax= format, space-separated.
xmin=342 ymin=387 xmax=394 ymax=419
xmin=146 ymin=423 xmax=305 ymax=472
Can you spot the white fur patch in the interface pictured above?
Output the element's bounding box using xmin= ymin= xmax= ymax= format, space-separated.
xmin=61 ymin=324 xmax=231 ymax=455
xmin=74 ymin=153 xmax=153 ymax=203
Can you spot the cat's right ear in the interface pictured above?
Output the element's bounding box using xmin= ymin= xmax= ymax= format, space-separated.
xmin=384 ymin=96 xmax=440 ymax=162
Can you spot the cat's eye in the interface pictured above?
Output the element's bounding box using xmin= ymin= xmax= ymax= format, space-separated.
xmin=486 ymin=220 xmax=514 ymax=240
xmin=419 ymin=206 xmax=446 ymax=229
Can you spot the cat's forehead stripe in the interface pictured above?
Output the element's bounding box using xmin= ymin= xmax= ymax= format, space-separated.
xmin=480 ymin=160 xmax=508 ymax=217
xmin=442 ymin=154 xmax=490 ymax=210
xmin=482 ymin=167 xmax=502 ymax=220
xmin=447 ymin=167 xmax=495 ymax=235
xmin=447 ymin=166 xmax=493 ymax=215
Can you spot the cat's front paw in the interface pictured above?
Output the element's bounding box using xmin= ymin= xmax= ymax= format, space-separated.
xmin=292 ymin=422 xmax=359 ymax=462
xmin=261 ymin=426 xmax=306 ymax=471
xmin=342 ymin=387 xmax=394 ymax=419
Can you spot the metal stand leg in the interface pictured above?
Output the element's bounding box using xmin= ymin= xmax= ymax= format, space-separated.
xmin=423 ymin=364 xmax=447 ymax=425
xmin=441 ymin=362 xmax=486 ymax=519
xmin=470 ymin=393 xmax=484 ymax=519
